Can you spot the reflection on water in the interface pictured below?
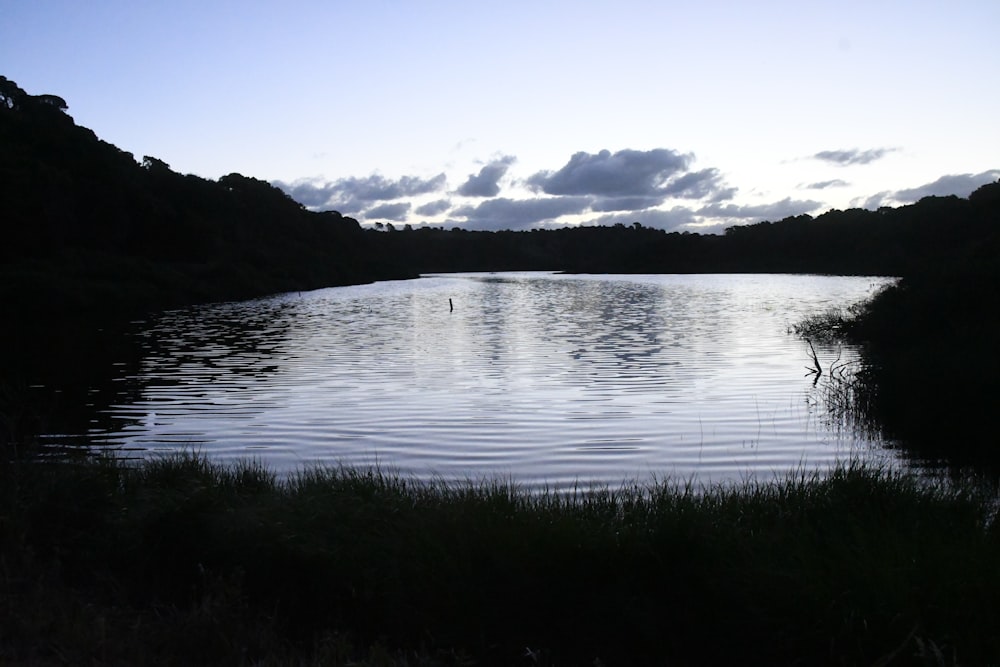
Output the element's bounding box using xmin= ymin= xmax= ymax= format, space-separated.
xmin=71 ymin=273 xmax=901 ymax=489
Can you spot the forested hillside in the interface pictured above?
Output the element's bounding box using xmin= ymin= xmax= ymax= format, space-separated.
xmin=0 ymin=76 xmax=412 ymax=317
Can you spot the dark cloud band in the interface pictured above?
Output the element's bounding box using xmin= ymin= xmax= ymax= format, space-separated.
xmin=452 ymin=196 xmax=593 ymax=231
xmin=527 ymin=148 xmax=692 ymax=197
xmin=857 ymin=170 xmax=1000 ymax=209
xmin=813 ymin=148 xmax=896 ymax=166
xmin=274 ymin=172 xmax=447 ymax=214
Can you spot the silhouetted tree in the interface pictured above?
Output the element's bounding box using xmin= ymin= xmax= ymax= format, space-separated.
xmin=142 ymin=155 xmax=171 ymax=171
xmin=0 ymin=75 xmax=27 ymax=109
xmin=31 ymin=94 xmax=68 ymax=111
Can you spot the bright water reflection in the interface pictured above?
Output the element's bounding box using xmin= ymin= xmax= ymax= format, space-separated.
xmin=90 ymin=273 xmax=900 ymax=489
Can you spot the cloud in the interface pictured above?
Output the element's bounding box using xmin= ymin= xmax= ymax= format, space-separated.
xmin=853 ymin=191 xmax=891 ymax=210
xmin=364 ymin=202 xmax=411 ymax=221
xmin=452 ymin=196 xmax=593 ymax=231
xmin=888 ymin=170 xmax=1000 ymax=203
xmin=414 ymin=198 xmax=453 ymax=217
xmin=457 ymin=155 xmax=515 ymax=197
xmin=661 ymin=168 xmax=737 ymax=201
xmin=589 ymin=206 xmax=698 ymax=231
xmin=803 ymin=179 xmax=850 ymax=190
xmin=275 ymin=146 xmax=819 ymax=232
xmin=526 ymin=148 xmax=692 ymax=197
xmin=855 ymin=169 xmax=1000 ymax=208
xmin=524 ymin=149 xmax=736 ymax=216
xmin=813 ymin=147 xmax=897 ymax=166
xmin=680 ymin=220 xmax=738 ymax=236
xmin=696 ymin=197 xmax=823 ymax=223
xmin=276 ymin=179 xmax=345 ymax=210
xmin=341 ymin=173 xmax=447 ymax=201
xmin=590 ymin=196 xmax=667 ymax=212
xmin=275 ymin=173 xmax=447 ymax=212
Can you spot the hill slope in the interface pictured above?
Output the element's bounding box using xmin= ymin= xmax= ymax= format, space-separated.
xmin=1 ymin=76 xmax=412 ymax=318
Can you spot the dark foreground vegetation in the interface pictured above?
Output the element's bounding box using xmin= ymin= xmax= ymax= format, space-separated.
xmin=3 ymin=451 xmax=1000 ymax=666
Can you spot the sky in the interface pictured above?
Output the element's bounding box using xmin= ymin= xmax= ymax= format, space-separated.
xmin=3 ymin=1 xmax=998 ymax=233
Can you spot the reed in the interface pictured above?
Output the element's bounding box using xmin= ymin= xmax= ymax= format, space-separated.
xmin=3 ymin=451 xmax=999 ymax=665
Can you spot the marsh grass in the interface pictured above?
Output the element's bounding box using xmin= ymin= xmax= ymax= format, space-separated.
xmin=790 ymin=316 xmax=884 ymax=448
xmin=3 ymin=451 xmax=999 ymax=665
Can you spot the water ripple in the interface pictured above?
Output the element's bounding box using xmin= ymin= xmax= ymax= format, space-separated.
xmin=80 ymin=272 xmax=901 ymax=487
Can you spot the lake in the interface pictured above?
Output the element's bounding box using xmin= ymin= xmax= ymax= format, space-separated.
xmin=62 ymin=272 xmax=903 ymax=490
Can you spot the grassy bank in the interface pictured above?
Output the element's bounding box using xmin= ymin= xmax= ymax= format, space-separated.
xmin=796 ymin=266 xmax=1000 ymax=471
xmin=3 ymin=451 xmax=999 ymax=666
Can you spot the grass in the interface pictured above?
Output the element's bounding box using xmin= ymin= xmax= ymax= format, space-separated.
xmin=3 ymin=450 xmax=1000 ymax=666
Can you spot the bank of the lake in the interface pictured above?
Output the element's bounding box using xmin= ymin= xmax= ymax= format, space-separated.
xmin=3 ymin=452 xmax=998 ymax=666
xmin=798 ymin=265 xmax=1000 ymax=473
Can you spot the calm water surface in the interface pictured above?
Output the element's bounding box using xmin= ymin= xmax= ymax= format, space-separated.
xmin=80 ymin=273 xmax=902 ymax=489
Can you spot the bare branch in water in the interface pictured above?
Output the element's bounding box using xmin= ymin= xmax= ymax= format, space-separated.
xmin=804 ymin=338 xmax=823 ymax=385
